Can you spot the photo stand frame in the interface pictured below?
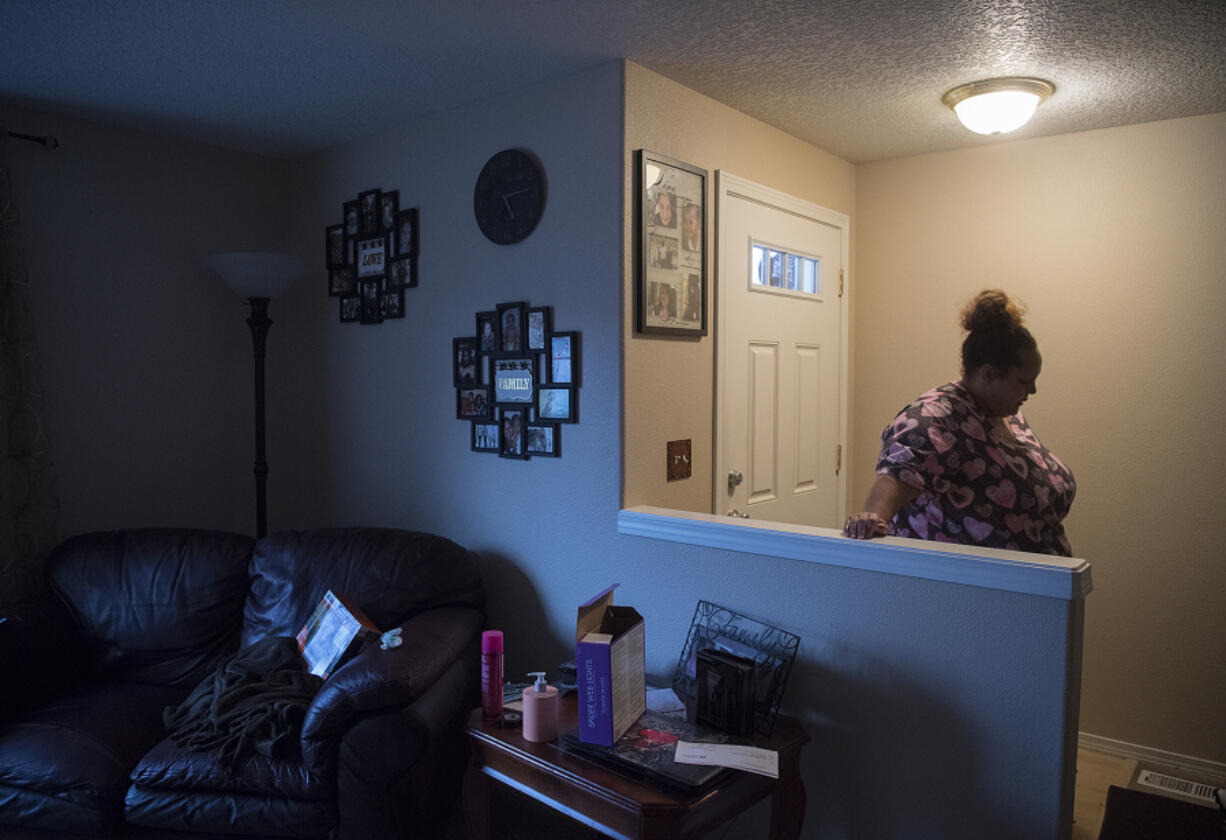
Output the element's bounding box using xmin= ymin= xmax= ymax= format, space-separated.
xmin=329 ymin=266 xmax=356 ymax=297
xmin=526 ymin=422 xmax=560 ymax=457
xmin=325 ymin=224 xmax=346 ymax=269
xmin=379 ymin=190 xmax=399 ymax=234
xmin=537 ymin=385 xmax=575 ymax=423
xmin=498 ymin=407 xmax=529 ymax=460
xmin=471 ymin=420 xmax=499 ymax=453
xmin=454 ymin=337 xmax=481 ymax=386
xmin=476 ymin=310 xmax=499 ymax=353
xmin=357 ymin=188 xmax=381 ymax=237
xmin=526 ymin=306 xmax=552 ymax=352
xmin=547 ymin=331 xmax=579 ymax=385
xmin=457 ymin=386 xmax=491 ymax=420
xmin=671 ymin=600 xmax=800 ymax=736
xmin=379 ymin=287 xmax=404 ymax=320
xmin=358 ymin=277 xmax=383 ymax=325
xmin=496 ymin=301 xmax=526 ymax=354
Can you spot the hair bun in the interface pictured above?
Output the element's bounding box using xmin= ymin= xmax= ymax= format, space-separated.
xmin=961 ymin=289 xmax=1026 ymax=334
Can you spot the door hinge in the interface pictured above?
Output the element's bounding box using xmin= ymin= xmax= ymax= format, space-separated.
xmin=839 ymin=269 xmax=844 ymax=298
xmin=835 ymin=444 xmax=842 ymax=474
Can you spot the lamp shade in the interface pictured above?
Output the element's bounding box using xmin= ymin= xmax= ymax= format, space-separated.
xmin=942 ymin=77 xmax=1055 ymax=135
xmin=210 ymin=252 xmax=301 ymax=299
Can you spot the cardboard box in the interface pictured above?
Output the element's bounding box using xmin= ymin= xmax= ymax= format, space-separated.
xmin=575 ymin=584 xmax=646 ymax=746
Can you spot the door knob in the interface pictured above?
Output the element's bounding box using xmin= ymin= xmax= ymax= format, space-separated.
xmin=727 ymin=470 xmax=744 ymax=490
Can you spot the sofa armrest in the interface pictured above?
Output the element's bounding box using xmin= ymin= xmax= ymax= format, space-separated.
xmin=0 ymin=591 xmax=90 ymax=722
xmin=301 ymin=605 xmax=481 ymax=772
xmin=334 ymin=654 xmax=477 ymax=840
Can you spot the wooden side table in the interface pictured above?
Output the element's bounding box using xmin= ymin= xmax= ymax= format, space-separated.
xmin=463 ymin=693 xmax=809 ymax=840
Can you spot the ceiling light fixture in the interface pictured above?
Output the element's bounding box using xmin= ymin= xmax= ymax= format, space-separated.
xmin=942 ymin=77 xmax=1055 ymax=135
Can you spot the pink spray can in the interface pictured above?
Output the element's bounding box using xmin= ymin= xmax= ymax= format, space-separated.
xmin=481 ymin=630 xmax=504 ymax=719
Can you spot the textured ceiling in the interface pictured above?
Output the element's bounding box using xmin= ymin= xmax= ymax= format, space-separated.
xmin=1 ymin=0 xmax=1224 ymax=162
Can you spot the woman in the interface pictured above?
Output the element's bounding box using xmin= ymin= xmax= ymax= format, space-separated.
xmin=651 ymin=190 xmax=675 ymax=229
xmin=843 ymin=290 xmax=1076 ymax=556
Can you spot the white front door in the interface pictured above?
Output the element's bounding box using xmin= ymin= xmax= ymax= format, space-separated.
xmin=715 ymin=173 xmax=848 ymax=527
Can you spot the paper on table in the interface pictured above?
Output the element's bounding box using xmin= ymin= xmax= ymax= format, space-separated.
xmin=673 ymin=741 xmax=779 ymax=779
xmin=645 ymin=687 xmax=686 ymax=713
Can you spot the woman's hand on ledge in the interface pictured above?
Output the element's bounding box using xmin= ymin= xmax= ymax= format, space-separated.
xmin=843 ymin=474 xmax=919 ymax=540
xmin=843 ymin=512 xmax=890 ymax=540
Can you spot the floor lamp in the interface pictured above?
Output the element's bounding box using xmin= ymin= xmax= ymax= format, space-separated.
xmin=210 ymin=252 xmax=300 ymax=539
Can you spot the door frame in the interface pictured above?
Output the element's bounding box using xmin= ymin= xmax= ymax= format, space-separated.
xmin=713 ymin=171 xmax=850 ymax=524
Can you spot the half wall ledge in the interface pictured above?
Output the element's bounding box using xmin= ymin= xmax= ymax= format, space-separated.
xmin=617 ymin=506 xmax=1092 ymax=601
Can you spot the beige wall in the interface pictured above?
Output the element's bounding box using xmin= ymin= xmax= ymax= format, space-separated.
xmin=623 ymin=62 xmax=855 ymax=512
xmin=624 ymin=61 xmax=1224 ymax=767
xmin=854 ymin=112 xmax=1226 ymax=763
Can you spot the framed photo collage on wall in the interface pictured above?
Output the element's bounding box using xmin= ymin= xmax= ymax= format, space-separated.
xmin=636 ymin=149 xmax=707 ymax=336
xmin=455 ymin=301 xmax=579 ymax=460
xmin=325 ymin=187 xmax=419 ymax=324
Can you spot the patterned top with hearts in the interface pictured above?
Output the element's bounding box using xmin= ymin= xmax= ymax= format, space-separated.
xmin=876 ymin=381 xmax=1076 ymax=556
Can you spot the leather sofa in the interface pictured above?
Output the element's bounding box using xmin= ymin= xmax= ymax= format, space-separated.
xmin=0 ymin=527 xmax=485 ymax=839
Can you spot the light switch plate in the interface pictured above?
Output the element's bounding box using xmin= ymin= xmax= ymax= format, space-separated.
xmin=667 ymin=439 xmax=692 ymax=481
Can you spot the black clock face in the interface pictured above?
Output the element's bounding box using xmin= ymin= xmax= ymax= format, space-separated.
xmin=474 ymin=149 xmax=544 ymax=245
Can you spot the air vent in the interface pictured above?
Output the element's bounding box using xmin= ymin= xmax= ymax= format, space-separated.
xmin=1136 ymin=769 xmax=1219 ymax=804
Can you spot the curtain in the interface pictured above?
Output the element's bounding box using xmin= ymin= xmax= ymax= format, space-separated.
xmin=0 ymin=125 xmax=59 ymax=608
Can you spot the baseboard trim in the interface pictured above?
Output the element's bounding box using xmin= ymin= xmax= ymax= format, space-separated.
xmin=1079 ymin=732 xmax=1226 ymax=784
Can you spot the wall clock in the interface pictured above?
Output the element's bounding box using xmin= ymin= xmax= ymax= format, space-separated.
xmin=473 ymin=149 xmax=544 ymax=245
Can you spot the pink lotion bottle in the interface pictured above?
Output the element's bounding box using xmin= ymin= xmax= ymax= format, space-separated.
xmin=481 ymin=630 xmax=504 ymax=719
xmin=521 ymin=671 xmax=559 ymax=742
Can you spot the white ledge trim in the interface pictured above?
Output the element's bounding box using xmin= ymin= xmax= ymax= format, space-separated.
xmin=617 ymin=506 xmax=1092 ymax=601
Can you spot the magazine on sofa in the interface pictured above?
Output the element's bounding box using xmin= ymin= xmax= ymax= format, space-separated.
xmin=295 ymin=590 xmax=379 ymax=678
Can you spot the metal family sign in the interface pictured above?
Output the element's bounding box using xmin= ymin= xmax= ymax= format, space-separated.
xmin=453 ymin=300 xmax=580 ymax=461
xmin=494 ymin=365 xmax=534 ymax=403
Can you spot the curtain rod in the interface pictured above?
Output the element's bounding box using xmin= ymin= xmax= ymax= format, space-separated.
xmin=6 ymin=131 xmax=59 ymax=150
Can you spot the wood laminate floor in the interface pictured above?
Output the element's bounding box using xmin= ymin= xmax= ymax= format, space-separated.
xmin=1073 ymin=746 xmax=1226 ymax=840
xmin=1072 ymin=748 xmax=1139 ymax=840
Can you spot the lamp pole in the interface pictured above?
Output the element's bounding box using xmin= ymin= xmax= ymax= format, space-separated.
xmin=210 ymin=251 xmax=298 ymax=540
xmin=245 ymin=296 xmax=273 ymax=539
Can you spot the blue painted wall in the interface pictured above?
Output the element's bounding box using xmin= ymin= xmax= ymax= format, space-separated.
xmin=275 ymin=62 xmax=1079 ymax=839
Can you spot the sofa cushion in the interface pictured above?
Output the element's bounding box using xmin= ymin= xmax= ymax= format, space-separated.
xmin=0 ymin=680 xmax=186 ymax=836
xmin=241 ymin=528 xmax=483 ymax=648
xmin=0 ymin=590 xmax=91 ymax=724
xmin=129 ymin=735 xmax=329 ymax=800
xmin=48 ymin=529 xmax=255 ymax=688
xmin=124 ymin=784 xmax=335 ymax=838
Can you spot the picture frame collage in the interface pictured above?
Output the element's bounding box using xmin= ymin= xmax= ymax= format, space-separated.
xmin=455 ymin=301 xmax=580 ymax=460
xmin=637 ymin=149 xmax=708 ymax=336
xmin=325 ymin=186 xmax=419 ymax=324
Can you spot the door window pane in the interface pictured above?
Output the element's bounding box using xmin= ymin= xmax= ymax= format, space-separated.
xmin=752 ymin=244 xmax=767 ymax=286
xmin=751 ymin=243 xmax=821 ymax=296
xmin=767 ymin=249 xmax=784 ymax=287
